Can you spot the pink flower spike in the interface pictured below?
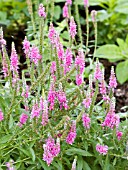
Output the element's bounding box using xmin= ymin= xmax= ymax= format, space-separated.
xmin=91 ymin=10 xmax=97 ymax=23
xmin=2 ymin=45 xmax=9 ymax=78
xmin=82 ymin=113 xmax=91 ymax=129
xmin=96 ymin=144 xmax=108 ymax=155
xmin=69 ymin=16 xmax=77 ymax=39
xmin=29 ymin=46 xmax=42 ymax=65
xmin=109 ymin=66 xmax=117 ymax=89
xmin=10 ymin=43 xmax=19 ymax=72
xmin=23 ymin=37 xmax=30 ymax=54
xmin=116 ymin=131 xmax=123 ymax=140
xmin=71 ymin=157 xmax=77 ymax=170
xmin=48 ymin=23 xmax=56 ymax=44
xmin=94 ymin=60 xmax=102 ymax=81
xmin=66 ymin=120 xmax=76 ymax=145
xmin=0 ymin=109 xmax=4 ymax=122
xmin=75 ymin=49 xmax=85 ymax=74
xmin=83 ymin=93 xmax=91 ymax=108
xmin=76 ymin=74 xmax=83 ymax=86
xmin=38 ymin=3 xmax=46 ymax=18
xmin=63 ymin=3 xmax=69 ymax=18
xmin=64 ymin=47 xmax=73 ymax=74
xmin=100 ymin=69 xmax=106 ymax=95
xmin=84 ymin=0 xmax=89 ymax=7
xmin=51 ymin=61 xmax=56 ymax=75
xmin=18 ymin=113 xmax=28 ymax=127
xmin=31 ymin=103 xmax=40 ymax=119
xmin=66 ymin=0 xmax=72 ymax=5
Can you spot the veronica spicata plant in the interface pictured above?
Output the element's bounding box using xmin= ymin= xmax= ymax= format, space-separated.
xmin=0 ymin=0 xmax=127 ymax=170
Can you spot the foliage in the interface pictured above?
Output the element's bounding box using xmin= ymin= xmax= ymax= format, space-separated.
xmin=0 ymin=1 xmax=128 ymax=170
xmin=96 ymin=35 xmax=128 ymax=84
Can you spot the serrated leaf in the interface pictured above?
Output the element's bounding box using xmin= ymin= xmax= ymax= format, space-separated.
xmin=96 ymin=44 xmax=123 ymax=61
xmin=66 ymin=148 xmax=93 ymax=157
xmin=116 ymin=60 xmax=128 ymax=84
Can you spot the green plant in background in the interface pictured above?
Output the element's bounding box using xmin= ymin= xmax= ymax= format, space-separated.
xmin=96 ymin=35 xmax=128 ymax=84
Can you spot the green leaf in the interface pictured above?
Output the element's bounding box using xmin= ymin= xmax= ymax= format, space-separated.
xmin=83 ymin=161 xmax=91 ymax=170
xmin=77 ymin=156 xmax=83 ymax=170
xmin=96 ymin=44 xmax=123 ymax=61
xmin=0 ymin=135 xmax=12 ymax=144
xmin=9 ymin=115 xmax=14 ymax=129
xmin=29 ymin=148 xmax=35 ymax=162
xmin=66 ymin=148 xmax=93 ymax=157
xmin=116 ymin=60 xmax=128 ymax=84
xmin=54 ymin=6 xmax=61 ymax=20
xmin=37 ymin=157 xmax=51 ymax=170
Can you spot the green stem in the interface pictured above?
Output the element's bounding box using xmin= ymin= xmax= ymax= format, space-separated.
xmin=85 ymin=6 xmax=89 ymax=55
xmin=75 ymin=1 xmax=83 ymax=48
xmin=92 ymin=22 xmax=97 ymax=62
xmin=89 ymin=80 xmax=99 ymax=116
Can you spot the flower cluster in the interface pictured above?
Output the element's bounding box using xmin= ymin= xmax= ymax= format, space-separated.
xmin=66 ymin=120 xmax=76 ymax=145
xmin=96 ymin=144 xmax=108 ymax=155
xmin=43 ymin=137 xmax=60 ymax=166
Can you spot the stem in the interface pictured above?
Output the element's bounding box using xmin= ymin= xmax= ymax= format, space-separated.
xmin=85 ymin=6 xmax=89 ymax=55
xmin=92 ymin=22 xmax=97 ymax=62
xmin=51 ymin=0 xmax=54 ymax=22
xmin=75 ymin=0 xmax=83 ymax=48
xmin=89 ymin=80 xmax=99 ymax=116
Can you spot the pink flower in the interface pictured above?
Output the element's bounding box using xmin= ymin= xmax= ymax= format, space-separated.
xmin=64 ymin=48 xmax=73 ymax=74
xmin=83 ymin=94 xmax=91 ymax=108
xmin=22 ymin=85 xmax=29 ymax=98
xmin=69 ymin=16 xmax=77 ymax=39
xmin=10 ymin=44 xmax=19 ymax=72
xmin=91 ymin=10 xmax=97 ymax=23
xmin=48 ymin=82 xmax=56 ymax=110
xmin=100 ymin=69 xmax=106 ymax=95
xmin=2 ymin=45 xmax=9 ymax=78
xmin=94 ymin=60 xmax=102 ymax=80
xmin=57 ymin=83 xmax=68 ymax=110
xmin=0 ymin=109 xmax=4 ymax=122
xmin=109 ymin=67 xmax=117 ymax=89
xmin=41 ymin=100 xmax=49 ymax=126
xmin=56 ymin=43 xmax=64 ymax=61
xmin=66 ymin=120 xmax=76 ymax=145
xmin=76 ymin=74 xmax=83 ymax=86
xmin=29 ymin=46 xmax=42 ymax=65
xmin=84 ymin=0 xmax=89 ymax=7
xmin=6 ymin=160 xmax=15 ymax=170
xmin=63 ymin=3 xmax=69 ymax=18
xmin=23 ymin=37 xmax=30 ymax=54
xmin=18 ymin=113 xmax=28 ymax=127
xmin=116 ymin=131 xmax=123 ymax=140
xmin=96 ymin=144 xmax=108 ymax=155
xmin=43 ymin=137 xmax=60 ymax=166
xmin=66 ymin=0 xmax=72 ymax=5
xmin=82 ymin=113 xmax=91 ymax=129
xmin=38 ymin=3 xmax=46 ymax=18
xmin=75 ymin=49 xmax=85 ymax=74
xmin=48 ymin=23 xmax=56 ymax=44
xmin=50 ymin=61 xmax=56 ymax=75
xmin=71 ymin=157 xmax=77 ymax=170
xmin=31 ymin=103 xmax=40 ymax=119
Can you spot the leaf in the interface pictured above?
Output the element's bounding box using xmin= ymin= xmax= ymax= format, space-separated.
xmin=66 ymin=148 xmax=93 ymax=157
xmin=96 ymin=44 xmax=123 ymax=61
xmin=83 ymin=161 xmax=91 ymax=170
xmin=37 ymin=157 xmax=51 ymax=170
xmin=76 ymin=156 xmax=83 ymax=170
xmin=0 ymin=135 xmax=12 ymax=144
xmin=54 ymin=6 xmax=61 ymax=20
xmin=116 ymin=60 xmax=128 ymax=84
xmin=9 ymin=115 xmax=13 ymax=129
xmin=29 ymin=148 xmax=35 ymax=162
